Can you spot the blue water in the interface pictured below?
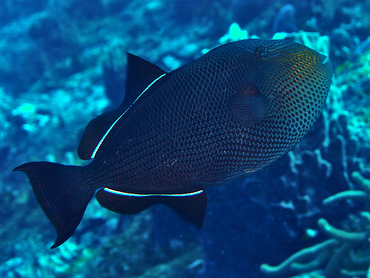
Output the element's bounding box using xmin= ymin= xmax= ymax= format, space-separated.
xmin=1 ymin=0 xmax=370 ymax=277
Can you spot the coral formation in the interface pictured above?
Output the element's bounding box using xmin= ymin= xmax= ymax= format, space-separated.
xmin=2 ymin=0 xmax=370 ymax=277
xmin=261 ymin=172 xmax=370 ymax=277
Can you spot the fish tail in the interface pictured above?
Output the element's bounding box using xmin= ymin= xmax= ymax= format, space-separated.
xmin=13 ymin=162 xmax=93 ymax=248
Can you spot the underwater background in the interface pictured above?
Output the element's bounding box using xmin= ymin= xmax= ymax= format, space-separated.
xmin=1 ymin=0 xmax=370 ymax=277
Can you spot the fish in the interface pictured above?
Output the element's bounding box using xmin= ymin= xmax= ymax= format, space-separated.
xmin=13 ymin=39 xmax=333 ymax=248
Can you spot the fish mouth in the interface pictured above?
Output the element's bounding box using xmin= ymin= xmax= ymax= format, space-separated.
xmin=317 ymin=52 xmax=330 ymax=65
xmin=321 ymin=56 xmax=330 ymax=65
xmin=316 ymin=52 xmax=333 ymax=81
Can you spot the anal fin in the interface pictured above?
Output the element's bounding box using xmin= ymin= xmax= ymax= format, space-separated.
xmin=96 ymin=188 xmax=207 ymax=228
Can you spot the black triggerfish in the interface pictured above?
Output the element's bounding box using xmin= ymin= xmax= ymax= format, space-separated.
xmin=14 ymin=39 xmax=333 ymax=248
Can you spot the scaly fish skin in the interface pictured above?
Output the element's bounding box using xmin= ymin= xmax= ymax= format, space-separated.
xmin=14 ymin=39 xmax=333 ymax=248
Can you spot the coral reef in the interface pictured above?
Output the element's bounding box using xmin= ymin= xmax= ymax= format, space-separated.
xmin=260 ymin=172 xmax=370 ymax=277
xmin=2 ymin=0 xmax=370 ymax=277
xmin=272 ymin=4 xmax=297 ymax=33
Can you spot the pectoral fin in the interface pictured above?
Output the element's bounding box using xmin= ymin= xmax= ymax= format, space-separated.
xmin=232 ymin=81 xmax=269 ymax=127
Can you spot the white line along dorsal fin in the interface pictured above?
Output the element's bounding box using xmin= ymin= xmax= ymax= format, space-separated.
xmin=77 ymin=53 xmax=168 ymax=161
xmin=90 ymin=73 xmax=167 ymax=159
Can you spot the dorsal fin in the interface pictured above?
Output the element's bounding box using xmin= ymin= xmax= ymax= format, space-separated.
xmin=77 ymin=109 xmax=125 ymax=160
xmin=124 ymin=53 xmax=166 ymax=110
xmin=78 ymin=54 xmax=168 ymax=160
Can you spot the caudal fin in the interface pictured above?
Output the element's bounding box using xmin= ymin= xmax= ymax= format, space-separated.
xmin=13 ymin=162 xmax=93 ymax=248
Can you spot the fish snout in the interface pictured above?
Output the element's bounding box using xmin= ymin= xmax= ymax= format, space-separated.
xmin=317 ymin=52 xmax=330 ymax=66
